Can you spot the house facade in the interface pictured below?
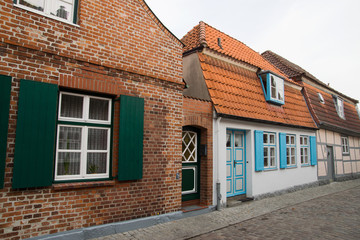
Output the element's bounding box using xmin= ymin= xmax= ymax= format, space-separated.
xmin=181 ymin=22 xmax=318 ymax=207
xmin=263 ymin=50 xmax=360 ymax=181
xmin=0 ymin=0 xmax=183 ymax=239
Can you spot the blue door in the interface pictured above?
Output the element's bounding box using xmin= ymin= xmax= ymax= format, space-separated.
xmin=226 ymin=130 xmax=246 ymax=197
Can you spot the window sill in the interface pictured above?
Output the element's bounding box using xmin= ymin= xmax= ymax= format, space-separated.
xmin=52 ymin=180 xmax=115 ymax=191
xmin=263 ymin=167 xmax=278 ymax=172
xmin=301 ymin=164 xmax=311 ymax=168
xmin=285 ymin=165 xmax=297 ymax=169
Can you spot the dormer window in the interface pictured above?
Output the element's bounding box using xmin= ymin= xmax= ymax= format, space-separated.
xmin=357 ymin=105 xmax=360 ymax=119
xmin=318 ymin=93 xmax=325 ymax=104
xmin=259 ymin=71 xmax=285 ymax=105
xmin=334 ymin=96 xmax=345 ymax=119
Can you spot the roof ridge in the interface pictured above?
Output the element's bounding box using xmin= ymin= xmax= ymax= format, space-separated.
xmin=199 ymin=21 xmax=207 ymax=47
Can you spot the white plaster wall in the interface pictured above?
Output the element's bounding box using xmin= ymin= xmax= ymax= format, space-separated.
xmin=213 ymin=117 xmax=317 ymax=204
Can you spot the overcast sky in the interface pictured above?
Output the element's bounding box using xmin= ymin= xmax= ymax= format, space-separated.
xmin=145 ymin=0 xmax=360 ymax=102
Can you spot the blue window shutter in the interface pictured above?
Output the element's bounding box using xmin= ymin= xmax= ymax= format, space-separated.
xmin=12 ymin=80 xmax=58 ymax=189
xmin=254 ymin=130 xmax=264 ymax=171
xmin=279 ymin=133 xmax=287 ymax=169
xmin=0 ymin=75 xmax=12 ymax=189
xmin=310 ymin=136 xmax=317 ymax=166
xmin=118 ymin=95 xmax=144 ymax=181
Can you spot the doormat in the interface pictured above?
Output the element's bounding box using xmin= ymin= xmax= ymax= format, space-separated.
xmin=238 ymin=197 xmax=254 ymax=202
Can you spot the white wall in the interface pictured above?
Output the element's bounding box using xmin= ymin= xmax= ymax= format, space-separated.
xmin=213 ymin=117 xmax=318 ymax=205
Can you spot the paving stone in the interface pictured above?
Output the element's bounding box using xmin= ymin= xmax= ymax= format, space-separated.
xmin=94 ymin=179 xmax=360 ymax=240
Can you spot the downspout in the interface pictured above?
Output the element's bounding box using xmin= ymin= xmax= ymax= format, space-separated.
xmin=215 ymin=116 xmax=222 ymax=210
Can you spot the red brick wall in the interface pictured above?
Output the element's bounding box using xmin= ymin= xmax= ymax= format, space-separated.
xmin=0 ymin=0 xmax=183 ymax=239
xmin=182 ymin=97 xmax=213 ymax=206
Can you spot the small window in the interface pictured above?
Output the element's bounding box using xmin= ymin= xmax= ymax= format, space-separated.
xmin=182 ymin=131 xmax=197 ymax=162
xmin=14 ymin=0 xmax=78 ymax=24
xmin=259 ymin=71 xmax=285 ymax=105
xmin=300 ymin=136 xmax=309 ymax=165
xmin=263 ymin=132 xmax=277 ymax=169
xmin=55 ymin=92 xmax=112 ymax=181
xmin=341 ymin=137 xmax=349 ymax=155
xmin=334 ymin=96 xmax=345 ymax=119
xmin=286 ymin=135 xmax=296 ymax=167
xmin=318 ymin=93 xmax=325 ymax=104
xmin=356 ymin=105 xmax=360 ymax=119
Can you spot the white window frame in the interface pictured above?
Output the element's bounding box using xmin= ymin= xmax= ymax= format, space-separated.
xmin=259 ymin=71 xmax=285 ymax=105
xmin=341 ymin=136 xmax=349 ymax=155
xmin=300 ymin=136 xmax=309 ymax=165
xmin=335 ymin=97 xmax=345 ymax=119
xmin=14 ymin=0 xmax=78 ymax=25
xmin=263 ymin=132 xmax=276 ymax=169
xmin=182 ymin=131 xmax=197 ymax=163
xmin=270 ymin=74 xmax=284 ymax=103
xmin=286 ymin=134 xmax=296 ymax=167
xmin=55 ymin=92 xmax=112 ymax=181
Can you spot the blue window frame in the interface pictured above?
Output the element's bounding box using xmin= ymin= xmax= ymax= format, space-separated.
xmin=263 ymin=132 xmax=277 ymax=169
xmin=300 ymin=136 xmax=310 ymax=165
xmin=259 ymin=71 xmax=285 ymax=105
xmin=14 ymin=0 xmax=79 ymax=24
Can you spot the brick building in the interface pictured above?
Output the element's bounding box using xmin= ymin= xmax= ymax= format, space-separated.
xmin=263 ymin=50 xmax=360 ymax=181
xmin=0 ymin=0 xmax=183 ymax=239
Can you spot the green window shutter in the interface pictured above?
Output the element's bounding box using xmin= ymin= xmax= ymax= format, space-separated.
xmin=254 ymin=130 xmax=264 ymax=171
xmin=118 ymin=95 xmax=144 ymax=181
xmin=0 ymin=75 xmax=12 ymax=189
xmin=310 ymin=136 xmax=317 ymax=166
xmin=279 ymin=133 xmax=287 ymax=169
xmin=12 ymin=80 xmax=58 ymax=189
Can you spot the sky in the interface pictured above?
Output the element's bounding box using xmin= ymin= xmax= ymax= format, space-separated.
xmin=145 ymin=0 xmax=360 ymax=102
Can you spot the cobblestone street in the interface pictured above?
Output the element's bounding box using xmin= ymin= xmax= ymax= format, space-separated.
xmin=190 ymin=186 xmax=360 ymax=240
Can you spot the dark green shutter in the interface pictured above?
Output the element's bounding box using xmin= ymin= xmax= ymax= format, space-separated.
xmin=279 ymin=133 xmax=287 ymax=169
xmin=310 ymin=136 xmax=317 ymax=166
xmin=118 ymin=95 xmax=144 ymax=181
xmin=12 ymin=80 xmax=58 ymax=189
xmin=0 ymin=75 xmax=12 ymax=189
xmin=254 ymin=130 xmax=264 ymax=171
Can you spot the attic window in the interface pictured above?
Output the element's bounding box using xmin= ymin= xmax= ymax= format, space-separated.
xmin=334 ymin=96 xmax=345 ymax=119
xmin=356 ymin=105 xmax=360 ymax=119
xmin=318 ymin=93 xmax=325 ymax=104
xmin=259 ymin=71 xmax=285 ymax=105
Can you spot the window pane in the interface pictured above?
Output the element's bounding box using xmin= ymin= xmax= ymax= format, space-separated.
xmin=87 ymin=153 xmax=107 ymax=174
xmin=291 ymin=136 xmax=295 ymax=145
xmin=270 ymin=147 xmax=275 ymax=157
xmin=226 ymin=132 xmax=231 ymax=147
xmin=286 ymin=136 xmax=290 ymax=144
xmin=57 ymin=152 xmax=80 ymax=175
xmin=58 ymin=126 xmax=82 ymax=149
xmin=19 ymin=0 xmax=45 ymax=11
xmin=304 ymin=137 xmax=308 ymax=145
xmin=60 ymin=94 xmax=83 ymax=118
xmin=300 ymin=137 xmax=303 ymax=145
xmin=235 ymin=133 xmax=242 ymax=147
xmin=270 ymin=156 xmax=276 ymax=167
xmin=270 ymin=134 xmax=275 ymax=144
xmin=182 ymin=131 xmax=197 ymax=162
xmin=88 ymin=128 xmax=108 ymax=150
xmin=277 ymin=78 xmax=284 ymax=101
xmin=48 ymin=0 xmax=73 ymax=21
xmin=89 ymin=98 xmax=109 ymax=121
xmin=263 ymin=134 xmax=268 ymax=144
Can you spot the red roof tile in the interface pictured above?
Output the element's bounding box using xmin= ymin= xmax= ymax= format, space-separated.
xmin=263 ymin=50 xmax=360 ymax=134
xmin=182 ymin=22 xmax=298 ymax=85
xmin=198 ymin=53 xmax=317 ymax=128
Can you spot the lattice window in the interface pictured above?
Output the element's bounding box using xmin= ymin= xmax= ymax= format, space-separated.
xmin=182 ymin=131 xmax=197 ymax=162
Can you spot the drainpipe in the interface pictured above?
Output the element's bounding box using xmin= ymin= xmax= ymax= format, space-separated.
xmin=215 ymin=116 xmax=222 ymax=210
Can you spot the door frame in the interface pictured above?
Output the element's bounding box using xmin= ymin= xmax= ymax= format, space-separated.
xmin=226 ymin=129 xmax=247 ymax=197
xmin=182 ymin=126 xmax=201 ymax=201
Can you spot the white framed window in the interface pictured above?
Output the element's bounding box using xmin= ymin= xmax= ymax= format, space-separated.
xmin=263 ymin=132 xmax=276 ymax=169
xmin=341 ymin=137 xmax=349 ymax=155
xmin=300 ymin=136 xmax=309 ymax=165
xmin=55 ymin=92 xmax=112 ymax=181
xmin=259 ymin=71 xmax=285 ymax=105
xmin=14 ymin=0 xmax=78 ymax=24
xmin=182 ymin=131 xmax=197 ymax=162
xmin=286 ymin=135 xmax=296 ymax=166
xmin=334 ymin=96 xmax=345 ymax=119
xmin=318 ymin=93 xmax=325 ymax=104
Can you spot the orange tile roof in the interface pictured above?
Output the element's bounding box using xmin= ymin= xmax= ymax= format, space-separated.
xmin=198 ymin=53 xmax=317 ymax=128
xmin=182 ymin=22 xmax=297 ymax=85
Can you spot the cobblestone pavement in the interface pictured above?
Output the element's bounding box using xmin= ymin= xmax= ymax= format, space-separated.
xmin=190 ymin=186 xmax=360 ymax=240
xmin=95 ymin=179 xmax=360 ymax=240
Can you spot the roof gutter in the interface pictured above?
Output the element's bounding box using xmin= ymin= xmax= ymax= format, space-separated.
xmin=318 ymin=122 xmax=360 ymax=137
xmin=217 ymin=113 xmax=318 ymax=131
